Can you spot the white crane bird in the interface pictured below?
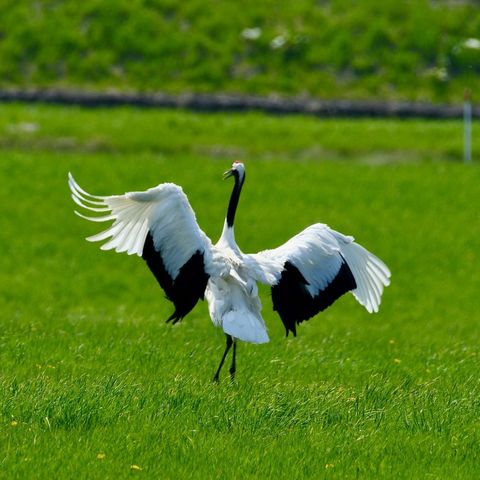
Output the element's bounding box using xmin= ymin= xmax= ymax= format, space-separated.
xmin=68 ymin=162 xmax=390 ymax=381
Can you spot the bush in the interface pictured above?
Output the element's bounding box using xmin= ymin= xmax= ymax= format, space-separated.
xmin=0 ymin=0 xmax=479 ymax=102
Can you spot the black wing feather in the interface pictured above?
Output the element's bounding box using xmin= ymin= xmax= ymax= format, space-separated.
xmin=271 ymin=259 xmax=356 ymax=336
xmin=142 ymin=232 xmax=210 ymax=323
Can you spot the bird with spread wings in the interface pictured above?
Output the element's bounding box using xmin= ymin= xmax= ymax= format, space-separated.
xmin=69 ymin=162 xmax=390 ymax=381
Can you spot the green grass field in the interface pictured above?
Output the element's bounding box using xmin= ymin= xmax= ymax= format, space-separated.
xmin=1 ymin=103 xmax=479 ymax=479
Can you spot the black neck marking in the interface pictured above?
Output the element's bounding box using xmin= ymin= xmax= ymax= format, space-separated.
xmin=226 ymin=170 xmax=245 ymax=227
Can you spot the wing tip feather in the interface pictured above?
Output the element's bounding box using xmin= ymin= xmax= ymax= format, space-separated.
xmin=342 ymin=241 xmax=390 ymax=314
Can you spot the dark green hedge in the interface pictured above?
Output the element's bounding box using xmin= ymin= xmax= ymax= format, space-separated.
xmin=1 ymin=0 xmax=479 ymax=102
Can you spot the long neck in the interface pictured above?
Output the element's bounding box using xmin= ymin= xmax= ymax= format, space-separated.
xmin=219 ymin=171 xmax=245 ymax=247
xmin=226 ymin=171 xmax=244 ymax=228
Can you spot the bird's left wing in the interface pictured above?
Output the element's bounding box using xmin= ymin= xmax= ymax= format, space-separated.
xmin=68 ymin=173 xmax=216 ymax=323
xmin=246 ymin=223 xmax=390 ymax=336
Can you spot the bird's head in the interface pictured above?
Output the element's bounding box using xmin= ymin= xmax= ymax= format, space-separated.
xmin=223 ymin=161 xmax=245 ymax=181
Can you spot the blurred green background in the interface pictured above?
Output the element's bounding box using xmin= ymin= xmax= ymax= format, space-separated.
xmin=1 ymin=0 xmax=480 ymax=102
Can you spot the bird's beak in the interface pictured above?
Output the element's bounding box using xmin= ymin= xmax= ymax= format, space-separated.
xmin=223 ymin=169 xmax=234 ymax=180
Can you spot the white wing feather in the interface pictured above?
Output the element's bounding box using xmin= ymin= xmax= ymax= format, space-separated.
xmin=336 ymin=236 xmax=391 ymax=313
xmin=249 ymin=223 xmax=390 ymax=313
xmin=68 ymin=173 xmax=214 ymax=280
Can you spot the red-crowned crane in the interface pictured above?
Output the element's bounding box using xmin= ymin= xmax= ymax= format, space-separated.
xmin=68 ymin=162 xmax=390 ymax=381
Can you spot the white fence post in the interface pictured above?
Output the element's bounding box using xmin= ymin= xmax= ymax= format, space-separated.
xmin=464 ymin=89 xmax=472 ymax=164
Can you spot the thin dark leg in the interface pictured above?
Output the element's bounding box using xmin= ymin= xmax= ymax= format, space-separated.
xmin=229 ymin=340 xmax=237 ymax=381
xmin=213 ymin=334 xmax=233 ymax=382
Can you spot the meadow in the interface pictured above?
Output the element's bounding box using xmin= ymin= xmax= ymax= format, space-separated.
xmin=0 ymin=103 xmax=479 ymax=479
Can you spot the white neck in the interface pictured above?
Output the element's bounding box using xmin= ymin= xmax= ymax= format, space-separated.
xmin=218 ymin=220 xmax=239 ymax=251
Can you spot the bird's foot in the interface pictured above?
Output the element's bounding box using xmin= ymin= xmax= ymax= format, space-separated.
xmin=229 ymin=367 xmax=236 ymax=382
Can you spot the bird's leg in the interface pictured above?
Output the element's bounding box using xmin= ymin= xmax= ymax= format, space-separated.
xmin=213 ymin=334 xmax=233 ymax=383
xmin=229 ymin=339 xmax=237 ymax=381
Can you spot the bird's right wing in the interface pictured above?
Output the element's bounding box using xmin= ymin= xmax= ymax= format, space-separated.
xmin=247 ymin=224 xmax=390 ymax=335
xmin=68 ymin=173 xmax=216 ymax=322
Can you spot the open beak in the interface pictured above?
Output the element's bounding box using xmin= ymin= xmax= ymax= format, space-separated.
xmin=223 ymin=169 xmax=234 ymax=180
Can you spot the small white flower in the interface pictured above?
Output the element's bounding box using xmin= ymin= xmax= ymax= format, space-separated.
xmin=241 ymin=27 xmax=262 ymax=40
xmin=270 ymin=35 xmax=286 ymax=49
xmin=464 ymin=38 xmax=480 ymax=50
xmin=8 ymin=122 xmax=39 ymax=133
xmin=426 ymin=66 xmax=448 ymax=82
xmin=434 ymin=67 xmax=448 ymax=81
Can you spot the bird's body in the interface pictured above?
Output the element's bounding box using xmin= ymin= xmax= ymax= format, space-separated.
xmin=206 ymin=221 xmax=269 ymax=344
xmin=69 ymin=162 xmax=390 ymax=380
